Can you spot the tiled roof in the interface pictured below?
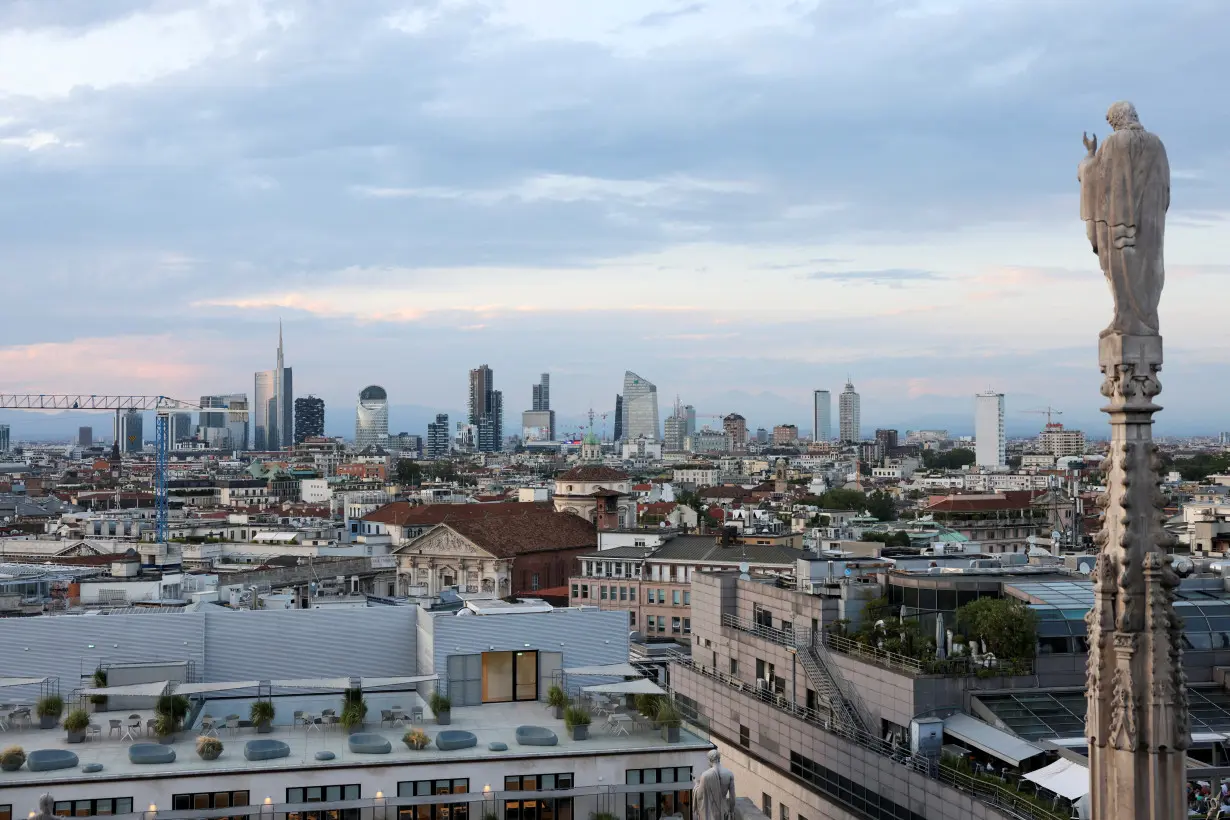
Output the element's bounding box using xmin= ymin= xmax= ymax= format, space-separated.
xmin=426 ymin=508 xmax=597 ymax=558
xmin=924 ymin=490 xmax=1039 ymax=512
xmin=585 ymin=534 xmax=804 ymax=565
xmin=557 ymin=465 xmax=629 ymax=481
xmin=576 ymin=545 xmax=656 ymax=559
xmin=363 ymin=501 xmax=552 ymax=526
xmin=698 ymin=485 xmax=755 ymax=499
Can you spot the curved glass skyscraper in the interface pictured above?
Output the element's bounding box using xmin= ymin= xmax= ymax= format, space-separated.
xmin=355 ymin=385 xmax=389 ymax=451
xmin=621 ymin=371 xmax=659 ymax=442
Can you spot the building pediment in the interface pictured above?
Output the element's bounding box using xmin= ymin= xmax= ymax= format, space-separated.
xmin=394 ymin=525 xmax=495 ymax=559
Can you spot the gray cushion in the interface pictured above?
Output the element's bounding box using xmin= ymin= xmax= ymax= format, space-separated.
xmin=81 ymin=763 xmax=104 ymax=773
xmin=515 ymin=725 xmax=558 ymax=747
xmin=487 ymin=742 xmax=508 ymax=751
xmin=435 ymin=730 xmax=477 ymax=751
xmin=347 ymin=733 xmax=392 ymax=754
xmin=314 ymin=751 xmax=336 ymax=761
xmin=26 ymin=750 xmax=79 ymax=772
xmin=244 ymin=740 xmax=291 ymax=761
xmin=128 ymin=744 xmax=175 ymax=765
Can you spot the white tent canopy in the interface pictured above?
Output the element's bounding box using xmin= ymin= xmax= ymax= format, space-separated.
xmin=78 ymin=681 xmax=171 ymax=697
xmin=582 ymin=679 xmax=665 ymax=695
xmin=268 ymin=677 xmax=354 ymax=690
xmin=564 ymin=663 xmax=642 ymax=677
xmin=0 ymin=677 xmax=49 ymax=688
xmin=361 ymin=675 xmax=438 ymax=688
xmin=174 ymin=681 xmax=262 ymax=696
xmin=1023 ymin=758 xmax=1089 ymax=801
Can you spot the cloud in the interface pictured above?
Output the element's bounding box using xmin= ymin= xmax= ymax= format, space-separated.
xmin=0 ymin=130 xmax=77 ymax=151
xmin=802 ymin=268 xmax=945 ymax=284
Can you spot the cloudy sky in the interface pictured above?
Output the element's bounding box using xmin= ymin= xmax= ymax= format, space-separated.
xmin=2 ymin=0 xmax=1229 ymax=441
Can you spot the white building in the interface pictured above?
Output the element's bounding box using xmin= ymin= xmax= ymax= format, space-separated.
xmin=355 ymin=385 xmax=390 ymax=451
xmin=1039 ymin=423 xmax=1086 ymax=457
xmin=838 ymin=381 xmax=860 ymax=442
xmin=300 ymin=478 xmax=331 ymax=503
xmin=974 ymin=390 xmax=1006 ymax=468
xmin=621 ymin=436 xmax=663 ymax=462
xmin=813 ymin=389 xmax=832 ymax=441
xmin=621 ymin=370 xmax=660 ymax=442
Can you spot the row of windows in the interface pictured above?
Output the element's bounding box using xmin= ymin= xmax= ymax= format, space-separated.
xmin=789 ymin=752 xmax=925 ymax=820
xmin=51 ymin=799 xmax=134 ymax=817
xmin=570 ymin=585 xmax=691 ymax=606
xmin=286 ymin=785 xmax=362 ymax=820
xmin=626 ymin=768 xmax=692 ymax=820
xmin=645 ymin=615 xmax=691 ymax=634
xmin=172 ymin=791 xmax=250 ymax=814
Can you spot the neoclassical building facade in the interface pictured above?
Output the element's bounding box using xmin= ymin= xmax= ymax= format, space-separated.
xmin=552 ymin=465 xmax=635 ymax=529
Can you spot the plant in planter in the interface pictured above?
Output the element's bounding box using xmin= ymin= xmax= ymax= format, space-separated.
xmin=429 ymin=692 xmax=452 ymax=726
xmin=64 ymin=708 xmax=90 ymax=744
xmin=339 ymin=688 xmax=367 ymax=734
xmin=36 ymin=695 xmax=63 ymax=730
xmin=154 ymin=713 xmax=180 ymax=745
xmin=0 ymin=746 xmax=25 ymax=772
xmin=564 ymin=704 xmax=591 ymax=741
xmin=249 ymin=700 xmax=276 ymax=734
xmin=655 ymin=700 xmax=682 ymax=743
xmin=635 ymin=693 xmax=663 ymax=726
xmin=547 ymin=685 xmax=569 ymax=720
xmin=196 ymin=736 xmax=223 ymax=761
xmin=403 ymin=728 xmax=431 ymax=750
xmin=89 ymin=668 xmax=108 ymax=712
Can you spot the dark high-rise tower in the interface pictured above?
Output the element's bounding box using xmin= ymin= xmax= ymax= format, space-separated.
xmin=612 ymin=395 xmax=623 ymax=442
xmin=295 ymin=396 xmax=325 ymax=443
xmin=468 ymin=365 xmax=502 ymax=452
xmin=427 ymin=414 xmax=450 ymax=459
xmin=532 ymin=373 xmax=550 ymax=411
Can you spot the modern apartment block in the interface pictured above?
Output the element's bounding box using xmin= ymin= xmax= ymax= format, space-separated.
xmin=532 ymin=372 xmax=550 ymax=411
xmin=0 ymin=423 xmax=10 ymax=452
xmin=1038 ymin=423 xmax=1085 ymax=458
xmin=975 ymin=390 xmax=1006 ymax=468
xmin=294 ymin=395 xmax=326 ymax=443
xmin=813 ymin=390 xmax=831 ymax=442
xmin=723 ymin=414 xmax=748 ymax=453
xmin=469 ymin=364 xmax=503 ymax=452
xmin=838 ymin=381 xmax=860 ymax=443
xmin=426 ymin=413 xmax=450 ymax=459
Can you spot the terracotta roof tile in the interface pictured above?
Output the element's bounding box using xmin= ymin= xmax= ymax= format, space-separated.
xmin=363 ymin=501 xmax=553 ymax=526
xmin=557 ymin=465 xmax=629 ymax=481
xmin=423 ymin=508 xmax=597 ymax=558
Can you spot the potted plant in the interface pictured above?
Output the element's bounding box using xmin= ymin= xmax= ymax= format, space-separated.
xmin=90 ymin=668 xmax=108 ymax=712
xmin=0 ymin=746 xmax=25 ymax=772
xmin=656 ymin=700 xmax=682 ymax=743
xmin=196 ymin=736 xmax=223 ymax=761
xmin=403 ymin=728 xmax=431 ymax=750
xmin=547 ymin=685 xmax=569 ymax=720
xmin=429 ymin=692 xmax=451 ymax=726
xmin=635 ymin=693 xmax=662 ymax=726
xmin=153 ymin=712 xmax=179 ymax=745
xmin=340 ymin=688 xmax=367 ymax=734
xmin=250 ymin=700 xmax=276 ymax=734
xmin=564 ymin=704 xmax=591 ymax=741
xmin=64 ymin=708 xmax=90 ymax=743
xmin=36 ymin=695 xmax=63 ymax=730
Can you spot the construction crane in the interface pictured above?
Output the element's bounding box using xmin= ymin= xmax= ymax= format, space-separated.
xmin=1021 ymin=406 xmax=1064 ymax=426
xmin=0 ymin=393 xmax=248 ymax=545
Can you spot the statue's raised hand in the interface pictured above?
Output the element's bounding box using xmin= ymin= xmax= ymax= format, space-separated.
xmin=1083 ymin=131 xmax=1098 ymax=157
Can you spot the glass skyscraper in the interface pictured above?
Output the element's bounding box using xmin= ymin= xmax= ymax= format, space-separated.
xmin=253 ymin=324 xmax=292 ymax=450
xmin=620 ymin=371 xmax=660 ymax=442
xmin=355 ymin=385 xmax=389 ymax=451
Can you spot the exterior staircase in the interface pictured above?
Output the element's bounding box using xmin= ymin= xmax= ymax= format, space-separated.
xmin=794 ymin=632 xmax=872 ymax=734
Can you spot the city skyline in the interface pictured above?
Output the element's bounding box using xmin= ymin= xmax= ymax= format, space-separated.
xmin=2 ymin=4 xmax=1229 ymax=438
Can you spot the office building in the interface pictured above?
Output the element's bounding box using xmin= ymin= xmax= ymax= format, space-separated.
xmin=755 ymin=427 xmax=769 ymax=445
xmin=687 ymin=429 xmax=731 ymax=454
xmin=355 ymin=385 xmax=390 ymax=451
xmin=169 ymin=413 xmax=193 ymax=444
xmin=612 ymin=395 xmax=623 ymax=441
xmin=200 ymin=394 xmax=249 ymax=450
xmin=294 ymin=395 xmax=325 ymax=444
xmin=531 ymin=373 xmax=550 ymax=411
xmin=468 ymin=364 xmax=502 ymax=453
xmin=813 ymin=389 xmax=832 ymax=441
xmin=426 ymin=413 xmax=450 ymax=459
xmin=120 ymin=409 xmax=143 ymax=452
xmin=975 ymin=390 xmax=1007 ymax=468
xmin=664 ymin=412 xmax=686 ymax=451
xmin=772 ymin=424 xmax=798 ymax=446
xmin=522 ymin=410 xmax=555 ymax=442
xmin=684 ymin=405 xmax=697 ymax=437
xmin=1039 ymin=422 xmax=1086 ymax=458
xmin=839 ymin=380 xmax=861 ymax=442
xmin=77 ymin=426 xmax=92 ymax=447
xmin=875 ymin=428 xmax=899 ymax=452
xmin=723 ymin=414 xmax=748 ymax=453
xmin=253 ymin=325 xmax=292 ymax=450
xmin=620 ymin=371 xmax=659 ymax=442
xmin=0 ymin=424 xmax=9 ymax=452
xmin=388 ymin=432 xmax=422 ymax=459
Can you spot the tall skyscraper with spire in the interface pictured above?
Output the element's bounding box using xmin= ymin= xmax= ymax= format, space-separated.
xmin=254 ymin=323 xmax=293 ymax=450
xmin=839 ymin=379 xmax=860 ymax=443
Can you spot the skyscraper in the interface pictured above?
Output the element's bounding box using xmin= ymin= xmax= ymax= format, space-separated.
xmin=0 ymin=424 xmax=9 ymax=452
xmin=200 ymin=394 xmax=248 ymax=450
xmin=254 ymin=324 xmax=292 ymax=450
xmin=621 ymin=371 xmax=659 ymax=442
xmin=468 ymin=364 xmax=503 ymax=453
xmin=78 ymin=427 xmax=93 ymax=447
xmin=532 ymin=373 xmax=550 ymax=411
xmin=169 ymin=413 xmax=193 ymax=444
xmin=295 ymin=396 xmax=325 ymax=443
xmin=684 ymin=405 xmax=696 ymax=438
xmin=663 ymin=414 xmax=685 ymax=451
xmin=121 ymin=409 xmax=143 ymax=453
xmin=839 ymin=380 xmax=861 ymax=443
xmin=723 ymin=414 xmax=747 ymax=453
xmin=355 ymin=386 xmax=389 ymax=451
xmin=612 ymin=395 xmax=623 ymax=442
xmin=813 ymin=389 xmax=832 ymax=442
xmin=975 ymin=390 xmax=1006 ymax=468
xmin=426 ymin=414 xmax=450 ymax=459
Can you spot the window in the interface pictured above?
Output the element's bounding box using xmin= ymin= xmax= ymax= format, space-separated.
xmin=581 ymin=584 xmax=589 ymax=599
xmin=1 ymin=805 xmax=9 ymax=820
xmin=790 ymin=751 xmax=926 ymax=820
xmin=672 ymin=617 xmax=681 ymax=634
xmin=620 ymin=586 xmax=628 ymax=601
xmin=672 ymin=590 xmax=681 ymax=606
xmin=626 ymin=768 xmax=692 ymax=820
xmin=397 ymin=779 xmax=468 ymax=820
xmin=683 ymin=591 xmax=691 ymax=605
xmin=532 ymin=573 xmax=540 ymax=591
xmin=53 ymin=799 xmax=134 ymax=817
xmin=780 ymin=804 xmax=789 ymax=820
xmin=571 ymin=584 xmax=578 ymax=599
xmin=287 ymin=785 xmax=361 ymax=820
xmin=729 ymin=658 xmax=738 ymax=675
xmin=173 ymin=792 xmax=250 ymax=819
xmin=657 ymin=588 xmax=665 ymax=603
xmin=762 ymin=794 xmax=772 ymax=817
xmin=630 ymin=611 xmax=637 ymax=626
xmin=753 ymin=605 xmax=773 ymax=628
xmin=601 ymin=585 xmax=608 ymax=600
xmin=683 ymin=618 xmax=691 ymax=635
xmin=630 ymin=587 xmax=637 ymax=601
xmin=505 ymin=773 xmax=574 ymax=820
xmin=739 ymin=723 xmax=750 ymax=748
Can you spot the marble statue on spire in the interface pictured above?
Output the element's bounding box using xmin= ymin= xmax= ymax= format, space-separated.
xmin=692 ymin=749 xmax=736 ymax=820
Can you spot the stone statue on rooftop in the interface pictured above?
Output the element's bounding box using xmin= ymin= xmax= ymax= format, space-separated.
xmin=693 ymin=748 xmax=736 ymax=820
xmin=1078 ymin=100 xmax=1170 ymax=338
xmin=33 ymin=794 xmax=56 ymax=820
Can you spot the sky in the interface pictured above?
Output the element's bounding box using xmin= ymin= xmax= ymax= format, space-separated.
xmin=2 ymin=0 xmax=1230 ymax=442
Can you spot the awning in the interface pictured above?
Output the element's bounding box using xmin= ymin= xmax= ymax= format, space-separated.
xmin=0 ymin=677 xmax=48 ymax=688
xmin=78 ymin=681 xmax=171 ymax=697
xmin=269 ymin=677 xmax=354 ymax=690
xmin=943 ymin=713 xmax=1045 ymax=767
xmin=175 ymin=681 xmax=262 ymax=695
xmin=1023 ymin=758 xmax=1089 ymax=801
xmin=361 ymin=675 xmax=438 ymax=688
xmin=582 ymin=679 xmax=665 ymax=695
xmin=564 ymin=663 xmax=642 ymax=677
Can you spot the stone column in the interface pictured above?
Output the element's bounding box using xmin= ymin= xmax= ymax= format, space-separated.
xmin=1085 ymin=332 xmax=1189 ymax=819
